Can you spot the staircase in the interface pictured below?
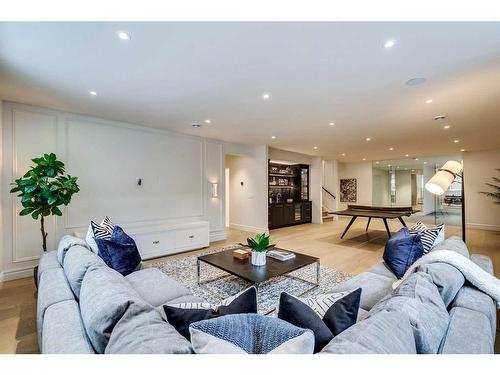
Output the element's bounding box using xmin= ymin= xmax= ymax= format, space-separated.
xmin=322 ymin=186 xmax=336 ymax=222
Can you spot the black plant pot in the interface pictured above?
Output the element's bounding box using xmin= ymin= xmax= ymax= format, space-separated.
xmin=34 ymin=265 xmax=39 ymax=289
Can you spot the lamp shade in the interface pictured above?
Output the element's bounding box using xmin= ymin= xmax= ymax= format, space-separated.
xmin=425 ymin=160 xmax=463 ymax=195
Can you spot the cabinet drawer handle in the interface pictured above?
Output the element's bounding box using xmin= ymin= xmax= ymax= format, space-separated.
xmin=189 ymin=235 xmax=195 ymax=239
xmin=152 ymin=240 xmax=160 ymax=245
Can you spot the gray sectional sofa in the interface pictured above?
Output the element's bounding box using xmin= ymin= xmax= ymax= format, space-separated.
xmin=37 ymin=236 xmax=497 ymax=354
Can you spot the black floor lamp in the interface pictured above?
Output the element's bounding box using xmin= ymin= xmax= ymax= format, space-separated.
xmin=425 ymin=160 xmax=466 ymax=242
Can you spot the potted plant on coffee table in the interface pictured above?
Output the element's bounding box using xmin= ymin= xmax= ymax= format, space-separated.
xmin=240 ymin=233 xmax=276 ymax=266
xmin=10 ymin=153 xmax=79 ymax=285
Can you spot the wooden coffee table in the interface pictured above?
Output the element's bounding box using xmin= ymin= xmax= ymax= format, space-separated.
xmin=197 ymin=248 xmax=320 ymax=297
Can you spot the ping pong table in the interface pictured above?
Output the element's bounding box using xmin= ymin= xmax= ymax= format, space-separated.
xmin=331 ymin=205 xmax=415 ymax=239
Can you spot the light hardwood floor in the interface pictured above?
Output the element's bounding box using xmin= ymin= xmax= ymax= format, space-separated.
xmin=1 ymin=217 xmax=498 ymax=354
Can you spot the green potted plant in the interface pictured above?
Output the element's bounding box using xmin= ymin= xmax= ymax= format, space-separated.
xmin=240 ymin=233 xmax=275 ymax=266
xmin=480 ymin=169 xmax=500 ymax=204
xmin=10 ymin=153 xmax=79 ymax=283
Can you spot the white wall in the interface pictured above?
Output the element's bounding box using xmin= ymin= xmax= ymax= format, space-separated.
xmin=463 ymin=149 xmax=500 ymax=231
xmin=1 ymin=101 xmax=226 ymax=281
xmin=225 ymin=145 xmax=268 ymax=233
xmin=395 ymin=170 xmax=412 ymax=207
xmin=338 ymin=161 xmax=373 ymax=209
xmin=0 ymin=100 xmax=3 ymax=279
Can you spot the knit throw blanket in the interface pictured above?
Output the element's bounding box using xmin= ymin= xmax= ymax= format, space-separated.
xmin=393 ymin=250 xmax=500 ymax=308
xmin=56 ymin=234 xmax=92 ymax=265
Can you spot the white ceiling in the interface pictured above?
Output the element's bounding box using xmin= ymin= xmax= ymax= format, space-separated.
xmin=1 ymin=22 xmax=499 ymax=162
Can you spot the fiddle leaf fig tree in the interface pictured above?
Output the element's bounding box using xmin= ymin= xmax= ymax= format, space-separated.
xmin=10 ymin=153 xmax=79 ymax=252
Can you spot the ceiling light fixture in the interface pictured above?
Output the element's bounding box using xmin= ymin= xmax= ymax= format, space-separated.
xmin=434 ymin=115 xmax=446 ymax=121
xmin=262 ymin=93 xmax=270 ymax=100
xmin=405 ymin=154 xmax=409 ymax=157
xmin=192 ymin=123 xmax=201 ymax=128
xmin=405 ymin=78 xmax=426 ymax=86
xmin=89 ymin=90 xmax=97 ymax=96
xmin=341 ymin=153 xmax=346 ymax=157
xmin=384 ymin=39 xmax=396 ymax=49
xmin=204 ymin=119 xmax=211 ymax=124
xmin=425 ymin=99 xmax=433 ymax=104
xmin=454 ymin=139 xmax=460 ymax=143
xmin=271 ymin=136 xmax=276 ymax=139
xmin=389 ymin=147 xmax=394 ymax=151
xmin=375 ymin=161 xmax=380 ymax=164
xmin=460 ymin=149 xmax=466 ymax=152
xmin=313 ymin=146 xmax=318 ymax=150
xmin=365 ymin=137 xmax=371 ymax=142
xmin=362 ymin=158 xmax=366 ymax=161
xmin=415 ymin=158 xmax=419 ymax=161
xmin=116 ymin=31 xmax=131 ymax=41
xmin=443 ymin=125 xmax=450 ymax=129
xmin=329 ymin=122 xmax=335 ymax=126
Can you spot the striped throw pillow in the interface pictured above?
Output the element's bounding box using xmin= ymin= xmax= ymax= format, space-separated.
xmin=410 ymin=223 xmax=445 ymax=253
xmin=91 ymin=216 xmax=115 ymax=240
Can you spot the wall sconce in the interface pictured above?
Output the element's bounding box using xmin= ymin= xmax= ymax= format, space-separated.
xmin=211 ymin=182 xmax=218 ymax=198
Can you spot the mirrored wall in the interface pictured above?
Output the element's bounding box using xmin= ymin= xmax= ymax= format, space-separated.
xmin=372 ymin=155 xmax=463 ymax=228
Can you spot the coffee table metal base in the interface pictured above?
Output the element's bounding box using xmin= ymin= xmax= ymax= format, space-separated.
xmin=196 ymin=258 xmax=320 ymax=314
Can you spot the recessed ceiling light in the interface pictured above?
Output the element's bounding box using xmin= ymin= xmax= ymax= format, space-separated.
xmin=262 ymin=93 xmax=270 ymax=100
xmin=425 ymin=99 xmax=433 ymax=104
xmin=434 ymin=115 xmax=446 ymax=121
xmin=365 ymin=137 xmax=371 ymax=142
xmin=192 ymin=123 xmax=201 ymax=128
xmin=384 ymin=39 xmax=396 ymax=49
xmin=454 ymin=139 xmax=460 ymax=143
xmin=460 ymin=149 xmax=466 ymax=152
xmin=443 ymin=125 xmax=450 ymax=129
xmin=405 ymin=78 xmax=426 ymax=86
xmin=389 ymin=147 xmax=394 ymax=151
xmin=405 ymin=154 xmax=409 ymax=157
xmin=415 ymin=158 xmax=419 ymax=161
xmin=313 ymin=146 xmax=318 ymax=150
xmin=329 ymin=122 xmax=335 ymax=126
xmin=204 ymin=119 xmax=211 ymax=124
xmin=341 ymin=153 xmax=346 ymax=157
xmin=411 ymin=169 xmax=415 ymax=172
xmin=375 ymin=161 xmax=380 ymax=164
xmin=271 ymin=136 xmax=276 ymax=139
xmin=89 ymin=90 xmax=97 ymax=96
xmin=116 ymin=31 xmax=131 ymax=41
xmin=388 ymin=164 xmax=392 ymax=167
xmin=362 ymin=158 xmax=366 ymax=161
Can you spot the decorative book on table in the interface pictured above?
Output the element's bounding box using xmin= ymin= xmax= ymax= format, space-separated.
xmin=267 ymin=250 xmax=296 ymax=261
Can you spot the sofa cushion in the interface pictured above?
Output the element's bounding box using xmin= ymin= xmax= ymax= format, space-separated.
xmin=37 ymin=268 xmax=75 ymax=345
xmin=42 ymin=300 xmax=95 ymax=354
xmin=95 ymin=226 xmax=141 ymax=276
xmin=368 ymin=272 xmax=449 ymax=354
xmin=126 ymin=267 xmax=194 ymax=307
xmin=320 ymin=310 xmax=416 ymax=354
xmin=63 ymin=245 xmax=106 ymax=299
xmin=439 ymin=307 xmax=494 ymax=354
xmin=105 ymin=303 xmax=193 ymax=354
xmin=37 ymin=250 xmax=60 ymax=285
xmin=430 ymin=236 xmax=469 ymax=258
xmin=451 ymin=285 xmax=496 ymax=336
xmin=277 ymin=289 xmax=361 ymax=353
xmin=79 ymin=265 xmax=146 ymax=353
xmin=383 ymin=228 xmax=424 ymax=278
xmin=470 ymin=254 xmax=494 ymax=275
xmin=416 ymin=262 xmax=465 ymax=307
xmin=190 ymin=314 xmax=315 ymax=354
xmin=163 ymin=287 xmax=257 ymax=340
xmin=329 ymin=272 xmax=394 ymax=311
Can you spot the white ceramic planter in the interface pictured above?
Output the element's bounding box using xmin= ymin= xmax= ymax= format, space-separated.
xmin=251 ymin=251 xmax=267 ymax=266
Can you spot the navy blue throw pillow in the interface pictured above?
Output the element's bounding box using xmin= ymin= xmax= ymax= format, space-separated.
xmin=383 ymin=228 xmax=424 ymax=279
xmin=163 ymin=287 xmax=257 ymax=340
xmin=278 ymin=288 xmax=361 ymax=353
xmin=95 ymin=226 xmax=141 ymax=276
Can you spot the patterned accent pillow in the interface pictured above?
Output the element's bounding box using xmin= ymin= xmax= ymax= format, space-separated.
xmin=277 ymin=289 xmax=362 ymax=353
xmin=163 ymin=287 xmax=257 ymax=340
xmin=410 ymin=221 xmax=428 ymax=232
xmin=410 ymin=223 xmax=445 ymax=253
xmin=189 ymin=313 xmax=314 ymax=354
xmin=85 ymin=216 xmax=115 ymax=253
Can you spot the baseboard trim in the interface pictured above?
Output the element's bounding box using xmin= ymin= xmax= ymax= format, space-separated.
xmin=229 ymin=223 xmax=268 ymax=234
xmin=0 ymin=266 xmax=34 ymax=282
xmin=210 ymin=229 xmax=227 ymax=242
xmin=466 ymin=222 xmax=500 ymax=232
